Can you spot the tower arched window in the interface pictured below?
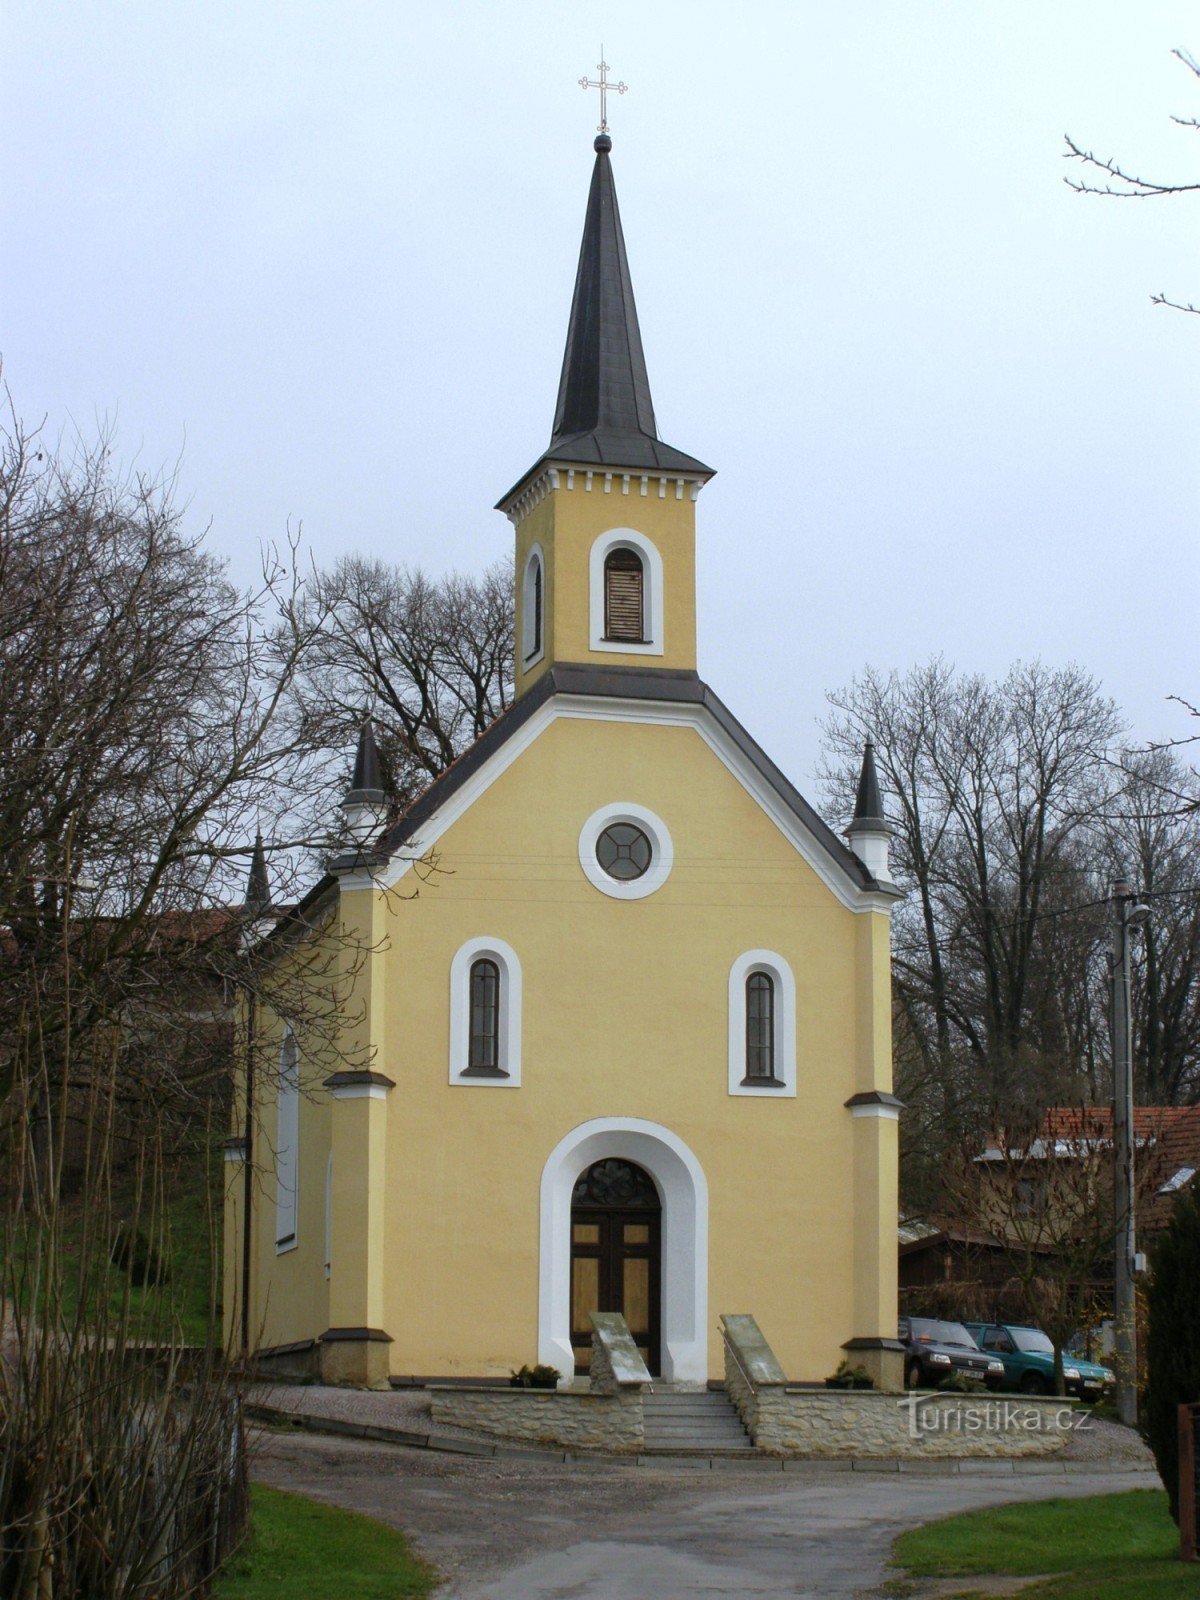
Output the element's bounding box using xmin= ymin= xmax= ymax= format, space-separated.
xmin=522 ymin=547 xmax=544 ymax=664
xmin=603 ymin=547 xmax=645 ymax=642
xmin=744 ymin=971 xmax=776 ymax=1083
xmin=466 ymin=958 xmax=502 ymax=1075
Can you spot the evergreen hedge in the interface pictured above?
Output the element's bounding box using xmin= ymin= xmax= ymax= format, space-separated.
xmin=1143 ymin=1184 xmax=1200 ymax=1523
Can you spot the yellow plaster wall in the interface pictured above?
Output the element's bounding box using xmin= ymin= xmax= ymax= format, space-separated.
xmin=514 ymin=478 xmax=699 ymax=695
xmin=366 ymin=712 xmax=892 ymax=1380
xmin=228 ymin=710 xmax=899 ymax=1380
xmin=234 ymin=996 xmax=333 ymax=1355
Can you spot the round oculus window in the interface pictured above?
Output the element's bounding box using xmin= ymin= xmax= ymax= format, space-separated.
xmin=595 ymin=821 xmax=652 ymax=881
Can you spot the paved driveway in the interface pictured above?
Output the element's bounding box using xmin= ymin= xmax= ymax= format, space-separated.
xmin=251 ymin=1430 xmax=1153 ymax=1597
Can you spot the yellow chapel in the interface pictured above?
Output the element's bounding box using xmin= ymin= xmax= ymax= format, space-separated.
xmin=224 ymin=128 xmax=903 ymax=1392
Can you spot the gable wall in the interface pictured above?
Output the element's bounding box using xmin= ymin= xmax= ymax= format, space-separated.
xmin=365 ymin=712 xmax=890 ymax=1379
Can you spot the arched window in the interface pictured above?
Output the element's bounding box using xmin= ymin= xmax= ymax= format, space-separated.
xmin=603 ymin=547 xmax=644 ymax=642
xmin=589 ymin=531 xmax=663 ymax=656
xmin=522 ymin=547 xmax=544 ymax=663
xmin=728 ymin=950 xmax=796 ymax=1096
xmin=466 ymin=957 xmax=502 ymax=1074
xmin=449 ymin=937 xmax=522 ymax=1087
xmin=745 ymin=972 xmax=776 ymax=1082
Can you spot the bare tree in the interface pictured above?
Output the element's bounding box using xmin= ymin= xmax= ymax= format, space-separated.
xmin=0 ymin=396 xmax=412 ymax=1593
xmin=292 ymin=554 xmax=514 ymax=833
xmin=1064 ymin=46 xmax=1200 ymax=314
xmin=941 ymin=1104 xmax=1170 ymax=1394
xmin=821 ymin=659 xmax=1121 ymax=1108
xmin=1104 ymin=750 xmax=1200 ymax=1105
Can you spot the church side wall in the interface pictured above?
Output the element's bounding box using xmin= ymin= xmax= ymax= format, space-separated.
xmin=224 ymin=936 xmax=335 ymax=1361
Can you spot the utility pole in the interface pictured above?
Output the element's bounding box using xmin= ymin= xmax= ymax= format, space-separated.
xmin=1111 ymin=875 xmax=1149 ymax=1427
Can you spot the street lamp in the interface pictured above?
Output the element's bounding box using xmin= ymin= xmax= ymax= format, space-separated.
xmin=1111 ymin=876 xmax=1149 ymax=1427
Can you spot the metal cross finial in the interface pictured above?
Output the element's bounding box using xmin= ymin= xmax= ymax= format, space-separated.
xmin=579 ymin=48 xmax=627 ymax=135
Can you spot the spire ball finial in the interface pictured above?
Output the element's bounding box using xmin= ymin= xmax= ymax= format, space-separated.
xmin=594 ymin=132 xmax=612 ymax=153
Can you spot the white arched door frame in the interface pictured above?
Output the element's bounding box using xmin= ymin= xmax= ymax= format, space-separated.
xmin=538 ymin=1117 xmax=709 ymax=1382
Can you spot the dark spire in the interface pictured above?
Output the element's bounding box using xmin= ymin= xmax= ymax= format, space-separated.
xmin=551 ymin=133 xmax=658 ymax=447
xmin=345 ymin=718 xmax=385 ymax=804
xmin=499 ymin=137 xmax=712 ymax=507
xmin=244 ymin=832 xmax=272 ymax=915
xmin=847 ymin=740 xmax=888 ymax=834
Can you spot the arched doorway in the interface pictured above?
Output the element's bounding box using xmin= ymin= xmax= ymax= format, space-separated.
xmin=570 ymin=1158 xmax=661 ymax=1375
xmin=539 ymin=1118 xmax=708 ymax=1383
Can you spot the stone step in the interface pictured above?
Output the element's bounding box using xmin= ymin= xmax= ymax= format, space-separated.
xmin=644 ymin=1405 xmax=739 ymax=1417
xmin=649 ymin=1440 xmax=752 ymax=1452
xmin=644 ymin=1395 xmax=736 ymax=1409
xmin=641 ymin=1388 xmax=753 ymax=1452
xmin=641 ymin=1443 xmax=758 ymax=1455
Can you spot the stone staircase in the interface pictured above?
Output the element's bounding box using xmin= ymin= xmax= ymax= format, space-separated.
xmin=641 ymin=1389 xmax=755 ymax=1454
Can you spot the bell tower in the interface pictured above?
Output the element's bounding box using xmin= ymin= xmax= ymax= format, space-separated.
xmin=497 ymin=132 xmax=714 ymax=697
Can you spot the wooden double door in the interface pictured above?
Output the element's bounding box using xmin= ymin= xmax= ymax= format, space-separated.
xmin=569 ymin=1158 xmax=661 ymax=1376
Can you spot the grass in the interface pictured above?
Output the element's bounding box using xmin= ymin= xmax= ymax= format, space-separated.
xmin=893 ymin=1489 xmax=1194 ymax=1598
xmin=215 ymin=1484 xmax=438 ymax=1599
xmin=8 ymin=1147 xmax=221 ymax=1344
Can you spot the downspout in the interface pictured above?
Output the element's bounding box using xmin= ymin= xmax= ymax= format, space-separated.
xmin=240 ymin=991 xmax=256 ymax=1358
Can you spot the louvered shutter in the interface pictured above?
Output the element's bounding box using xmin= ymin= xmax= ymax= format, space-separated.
xmin=604 ymin=548 xmax=644 ymax=641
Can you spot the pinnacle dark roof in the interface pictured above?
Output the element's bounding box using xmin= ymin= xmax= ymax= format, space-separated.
xmin=847 ymin=740 xmax=887 ymax=833
xmin=346 ymin=718 xmax=384 ymax=802
xmin=244 ymin=832 xmax=272 ymax=915
xmin=498 ymin=137 xmax=713 ymax=508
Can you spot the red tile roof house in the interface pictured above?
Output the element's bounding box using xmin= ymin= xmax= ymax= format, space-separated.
xmin=898 ymin=1107 xmax=1200 ymax=1322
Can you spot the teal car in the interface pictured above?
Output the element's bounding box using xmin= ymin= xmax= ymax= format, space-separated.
xmin=964 ymin=1322 xmax=1114 ymax=1399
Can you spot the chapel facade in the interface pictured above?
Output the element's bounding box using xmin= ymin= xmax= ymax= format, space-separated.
xmin=223 ymin=131 xmax=903 ymax=1389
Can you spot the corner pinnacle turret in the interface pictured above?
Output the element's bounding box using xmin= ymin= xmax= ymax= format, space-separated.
xmin=244 ymin=831 xmax=272 ymax=917
xmin=845 ymin=740 xmax=894 ymax=886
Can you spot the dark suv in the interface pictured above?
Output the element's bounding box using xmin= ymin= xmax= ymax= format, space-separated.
xmin=898 ymin=1316 xmax=1007 ymax=1390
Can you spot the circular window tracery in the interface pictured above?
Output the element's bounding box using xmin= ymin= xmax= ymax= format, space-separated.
xmin=595 ymin=822 xmax=652 ymax=881
xmin=578 ymin=804 xmax=673 ymax=900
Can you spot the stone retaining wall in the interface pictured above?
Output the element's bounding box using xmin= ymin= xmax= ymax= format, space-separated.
xmin=722 ymin=1315 xmax=1073 ymax=1458
xmin=753 ymin=1388 xmax=1074 ymax=1457
xmin=430 ymin=1387 xmax=644 ymax=1453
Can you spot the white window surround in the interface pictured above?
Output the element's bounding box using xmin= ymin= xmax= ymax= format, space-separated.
xmin=578 ymin=802 xmax=674 ymax=901
xmin=275 ymin=1030 xmax=300 ymax=1252
xmin=521 ymin=543 xmax=545 ymax=668
xmin=727 ymin=950 xmax=797 ymax=1098
xmin=588 ymin=528 xmax=664 ymax=656
xmin=538 ymin=1117 xmax=708 ymax=1382
xmin=448 ymin=936 xmax=522 ymax=1087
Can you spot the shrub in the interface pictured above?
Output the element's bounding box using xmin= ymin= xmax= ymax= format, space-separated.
xmin=110 ymin=1220 xmax=172 ymax=1286
xmin=509 ymin=1364 xmax=561 ymax=1389
xmin=1143 ymin=1184 xmax=1200 ymax=1523
xmin=824 ymin=1360 xmax=874 ymax=1390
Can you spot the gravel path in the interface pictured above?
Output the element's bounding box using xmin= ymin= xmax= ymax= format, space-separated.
xmin=250 ymin=1428 xmax=1155 ymax=1598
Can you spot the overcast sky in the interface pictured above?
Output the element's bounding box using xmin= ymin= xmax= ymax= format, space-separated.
xmin=5 ymin=2 xmax=1197 ymax=798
